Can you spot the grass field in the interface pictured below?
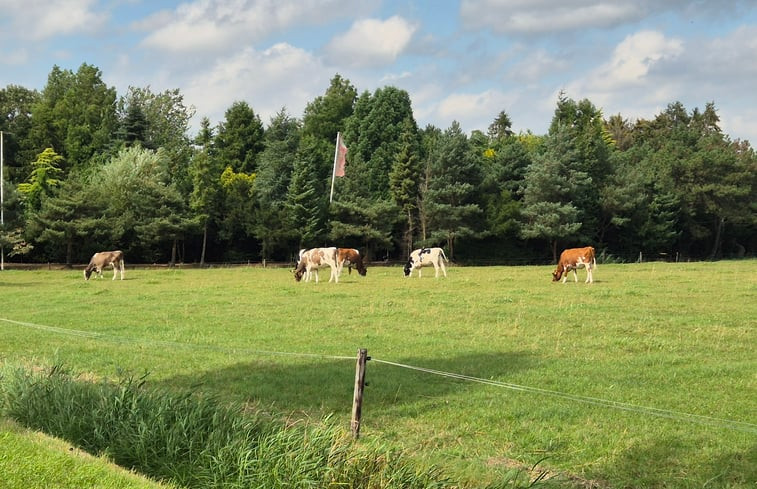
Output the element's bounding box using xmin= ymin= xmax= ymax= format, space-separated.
xmin=1 ymin=261 xmax=755 ymax=488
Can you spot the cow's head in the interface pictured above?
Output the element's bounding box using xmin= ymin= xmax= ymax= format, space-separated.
xmin=552 ymin=267 xmax=563 ymax=282
xmin=403 ymin=259 xmax=413 ymax=277
xmin=293 ymin=268 xmax=305 ymax=282
xmin=84 ymin=267 xmax=94 ymax=281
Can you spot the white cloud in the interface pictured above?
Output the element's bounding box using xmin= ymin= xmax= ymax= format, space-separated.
xmin=0 ymin=0 xmax=107 ymax=40
xmin=431 ymin=89 xmax=517 ymax=130
xmin=564 ymin=30 xmax=684 ymax=110
xmin=460 ymin=0 xmax=643 ymax=35
xmin=459 ymin=0 xmax=752 ymax=36
xmin=139 ymin=0 xmax=374 ymax=54
xmin=324 ymin=16 xmax=416 ymax=68
xmin=183 ymin=42 xmax=328 ymax=126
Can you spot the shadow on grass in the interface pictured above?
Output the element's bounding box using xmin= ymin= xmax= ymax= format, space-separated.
xmin=606 ymin=436 xmax=756 ymax=488
xmin=152 ymin=350 xmax=535 ymax=417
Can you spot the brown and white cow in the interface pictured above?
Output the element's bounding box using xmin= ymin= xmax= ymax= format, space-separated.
xmin=84 ymin=250 xmax=125 ymax=281
xmin=337 ymin=248 xmax=367 ymax=277
xmin=294 ymin=247 xmax=339 ymax=283
xmin=404 ymin=247 xmax=448 ymax=278
xmin=552 ymin=246 xmax=596 ymax=283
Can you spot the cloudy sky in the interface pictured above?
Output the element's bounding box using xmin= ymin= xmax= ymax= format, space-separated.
xmin=2 ymin=0 xmax=756 ymax=143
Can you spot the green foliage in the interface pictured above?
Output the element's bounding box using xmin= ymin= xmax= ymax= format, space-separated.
xmin=302 ymin=74 xmax=357 ymax=141
xmin=17 ymin=147 xmax=63 ymax=211
xmin=215 ymin=101 xmax=265 ymax=174
xmin=28 ymin=175 xmax=103 ymax=264
xmin=27 ymin=64 xmax=118 ymax=172
xmin=423 ymin=121 xmax=484 ymax=257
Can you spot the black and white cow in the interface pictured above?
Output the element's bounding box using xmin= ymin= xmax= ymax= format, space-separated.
xmin=84 ymin=250 xmax=125 ymax=281
xmin=403 ymin=247 xmax=448 ymax=278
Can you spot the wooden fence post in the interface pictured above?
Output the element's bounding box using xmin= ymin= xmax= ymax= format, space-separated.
xmin=351 ymin=348 xmax=368 ymax=439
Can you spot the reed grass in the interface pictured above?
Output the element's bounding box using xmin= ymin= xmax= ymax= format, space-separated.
xmin=0 ymin=364 xmax=540 ymax=488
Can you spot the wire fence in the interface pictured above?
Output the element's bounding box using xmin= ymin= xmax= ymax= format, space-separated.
xmin=2 ymin=316 xmax=755 ymax=435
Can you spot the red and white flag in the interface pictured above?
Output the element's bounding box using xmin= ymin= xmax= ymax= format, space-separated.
xmin=335 ymin=133 xmax=348 ymax=177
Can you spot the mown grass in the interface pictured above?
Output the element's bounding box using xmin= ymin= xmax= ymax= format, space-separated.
xmin=0 ymin=261 xmax=755 ymax=488
xmin=0 ymin=418 xmax=177 ymax=489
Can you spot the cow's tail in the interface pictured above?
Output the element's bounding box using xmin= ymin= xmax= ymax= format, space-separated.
xmin=440 ymin=248 xmax=449 ymax=262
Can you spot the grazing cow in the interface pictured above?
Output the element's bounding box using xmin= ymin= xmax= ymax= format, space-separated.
xmin=337 ymin=248 xmax=367 ymax=277
xmin=294 ymin=247 xmax=339 ymax=283
xmin=552 ymin=246 xmax=596 ymax=283
xmin=404 ymin=247 xmax=448 ymax=278
xmin=84 ymin=250 xmax=125 ymax=281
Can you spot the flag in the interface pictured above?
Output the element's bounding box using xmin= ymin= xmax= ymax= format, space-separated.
xmin=335 ymin=133 xmax=348 ymax=177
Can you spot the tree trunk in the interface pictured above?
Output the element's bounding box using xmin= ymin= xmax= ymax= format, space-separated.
xmin=552 ymin=239 xmax=558 ymax=263
xmin=709 ymin=216 xmax=725 ymax=261
xmin=66 ymin=238 xmax=73 ymax=268
xmin=200 ymin=222 xmax=208 ymax=266
xmin=170 ymin=238 xmax=177 ymax=267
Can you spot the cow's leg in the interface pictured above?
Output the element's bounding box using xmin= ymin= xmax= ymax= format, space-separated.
xmin=433 ymin=262 xmax=439 ymax=278
xmin=120 ymin=261 xmax=125 ymax=280
xmin=586 ymin=264 xmax=593 ymax=283
xmin=111 ymin=263 xmax=118 ymax=280
xmin=330 ymin=265 xmax=338 ymax=283
xmin=439 ymin=258 xmax=447 ymax=277
xmin=561 ymin=267 xmax=569 ymax=283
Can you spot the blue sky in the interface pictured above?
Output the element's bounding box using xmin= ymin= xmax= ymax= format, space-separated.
xmin=2 ymin=0 xmax=756 ymax=143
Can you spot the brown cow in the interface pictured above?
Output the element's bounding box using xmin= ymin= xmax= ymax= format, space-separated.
xmin=552 ymin=246 xmax=596 ymax=283
xmin=84 ymin=251 xmax=125 ymax=281
xmin=337 ymin=248 xmax=367 ymax=277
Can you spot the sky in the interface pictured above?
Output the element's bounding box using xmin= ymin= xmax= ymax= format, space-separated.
xmin=2 ymin=0 xmax=757 ymax=143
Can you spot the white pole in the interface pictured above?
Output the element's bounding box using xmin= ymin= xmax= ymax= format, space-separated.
xmin=329 ymin=132 xmax=340 ymax=203
xmin=1 ymin=131 xmax=4 ymax=271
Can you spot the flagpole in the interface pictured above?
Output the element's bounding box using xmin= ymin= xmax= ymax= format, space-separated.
xmin=329 ymin=132 xmax=340 ymax=203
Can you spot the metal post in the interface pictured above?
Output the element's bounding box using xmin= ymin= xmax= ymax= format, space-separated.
xmin=1 ymin=131 xmax=5 ymax=271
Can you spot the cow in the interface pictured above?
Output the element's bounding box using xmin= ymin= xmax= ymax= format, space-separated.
xmin=552 ymin=246 xmax=596 ymax=283
xmin=84 ymin=251 xmax=125 ymax=281
xmin=294 ymin=247 xmax=339 ymax=283
xmin=337 ymin=248 xmax=367 ymax=277
xmin=403 ymin=247 xmax=448 ymax=278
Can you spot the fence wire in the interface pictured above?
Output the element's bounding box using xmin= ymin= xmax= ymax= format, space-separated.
xmin=2 ymin=317 xmax=755 ymax=434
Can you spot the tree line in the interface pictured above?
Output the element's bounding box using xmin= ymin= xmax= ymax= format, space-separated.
xmin=1 ymin=63 xmax=755 ymax=266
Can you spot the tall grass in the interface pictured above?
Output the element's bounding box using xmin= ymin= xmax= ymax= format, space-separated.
xmin=0 ymin=364 xmax=542 ymax=489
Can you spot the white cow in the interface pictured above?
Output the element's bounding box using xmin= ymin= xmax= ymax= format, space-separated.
xmin=84 ymin=250 xmax=125 ymax=281
xmin=294 ymin=247 xmax=339 ymax=283
xmin=403 ymin=247 xmax=448 ymax=278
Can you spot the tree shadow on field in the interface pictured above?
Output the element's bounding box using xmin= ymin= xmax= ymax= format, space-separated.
xmin=153 ymin=350 xmax=535 ymax=419
xmin=605 ymin=435 xmax=756 ymax=487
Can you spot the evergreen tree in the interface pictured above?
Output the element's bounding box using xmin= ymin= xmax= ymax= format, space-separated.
xmin=252 ymin=109 xmax=301 ymax=261
xmin=389 ymin=118 xmax=422 ymax=257
xmin=286 ymin=135 xmax=327 ymax=247
xmin=423 ymin=121 xmax=484 ymax=259
xmin=519 ymin=127 xmax=588 ymax=261
xmin=28 ymin=176 xmax=102 ymax=265
xmin=189 ymin=148 xmax=222 ymax=265
xmin=215 ymin=101 xmax=265 ymax=174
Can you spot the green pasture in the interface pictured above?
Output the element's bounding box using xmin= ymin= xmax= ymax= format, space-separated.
xmin=1 ymin=261 xmax=755 ymax=488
